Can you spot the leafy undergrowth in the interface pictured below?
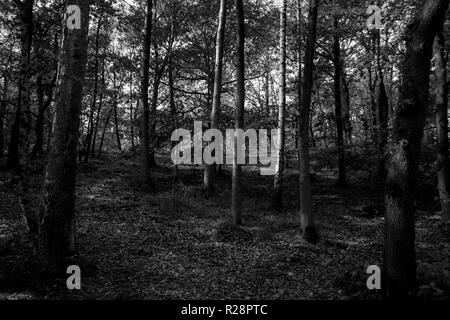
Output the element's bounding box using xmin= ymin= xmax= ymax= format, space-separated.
xmin=0 ymin=154 xmax=449 ymax=300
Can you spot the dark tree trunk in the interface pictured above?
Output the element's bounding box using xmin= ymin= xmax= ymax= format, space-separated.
xmin=0 ymin=75 xmax=8 ymax=158
xmin=38 ymin=0 xmax=90 ymax=274
xmin=140 ymin=0 xmax=153 ymax=184
xmin=232 ymin=0 xmax=245 ymax=226
xmin=204 ymin=0 xmax=227 ymax=195
xmin=91 ymin=57 xmax=105 ymax=156
xmin=333 ymin=17 xmax=346 ymax=187
xmin=383 ymin=0 xmax=449 ymax=298
xmin=434 ymin=30 xmax=450 ymax=222
xmin=272 ymin=0 xmax=287 ymax=208
xmin=298 ymin=0 xmax=319 ymax=243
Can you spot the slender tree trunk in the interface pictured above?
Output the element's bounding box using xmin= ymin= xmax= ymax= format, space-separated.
xmin=296 ymin=0 xmax=302 ymax=174
xmin=0 ymin=75 xmax=8 ymax=158
xmin=232 ymin=0 xmax=245 ymax=225
xmin=340 ymin=64 xmax=351 ymax=145
xmin=140 ymin=0 xmax=153 ymax=184
xmin=204 ymin=0 xmax=227 ymax=195
xmin=38 ymin=0 xmax=90 ymax=274
xmin=434 ymin=30 xmax=450 ymax=222
xmin=129 ymin=66 xmax=135 ymax=149
xmin=374 ymin=29 xmax=389 ymax=180
xmin=333 ymin=17 xmax=346 ymax=187
xmin=298 ymin=0 xmax=319 ymax=243
xmin=84 ymin=17 xmax=102 ymax=163
xmin=113 ymin=90 xmax=121 ymax=151
xmin=273 ymin=0 xmax=287 ymax=208
xmin=91 ymin=57 xmax=105 ymax=156
xmin=7 ymin=0 xmax=34 ymax=168
xmin=384 ymin=0 xmax=449 ymax=298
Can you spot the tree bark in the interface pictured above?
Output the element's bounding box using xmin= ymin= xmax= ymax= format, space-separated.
xmin=333 ymin=17 xmax=346 ymax=187
xmin=38 ymin=0 xmax=90 ymax=274
xmin=273 ymin=0 xmax=287 ymax=208
xmin=140 ymin=0 xmax=153 ymax=184
xmin=384 ymin=0 xmax=449 ymax=298
xmin=232 ymin=0 xmax=245 ymax=225
xmin=204 ymin=0 xmax=227 ymax=195
xmin=0 ymin=75 xmax=8 ymax=158
xmin=434 ymin=30 xmax=450 ymax=222
xmin=91 ymin=58 xmax=105 ymax=155
xmin=298 ymin=0 xmax=319 ymax=243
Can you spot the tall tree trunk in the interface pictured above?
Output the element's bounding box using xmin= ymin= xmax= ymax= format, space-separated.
xmin=434 ymin=30 xmax=450 ymax=222
xmin=140 ymin=0 xmax=153 ymax=184
xmin=340 ymin=64 xmax=351 ymax=145
xmin=273 ymin=0 xmax=287 ymax=208
xmin=84 ymin=17 xmax=102 ymax=163
xmin=298 ymin=0 xmax=319 ymax=243
xmin=129 ymin=65 xmax=135 ymax=149
xmin=333 ymin=17 xmax=346 ymax=187
xmin=0 ymin=75 xmax=8 ymax=158
xmin=374 ymin=29 xmax=389 ymax=180
xmin=7 ymin=0 xmax=34 ymax=168
xmin=296 ymin=0 xmax=302 ymax=170
xmin=204 ymin=0 xmax=227 ymax=195
xmin=232 ymin=0 xmax=245 ymax=225
xmin=384 ymin=0 xmax=449 ymax=298
xmin=91 ymin=57 xmax=105 ymax=156
xmin=113 ymin=90 xmax=121 ymax=151
xmin=38 ymin=0 xmax=90 ymax=274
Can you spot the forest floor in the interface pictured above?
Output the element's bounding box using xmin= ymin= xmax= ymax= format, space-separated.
xmin=0 ymin=151 xmax=449 ymax=300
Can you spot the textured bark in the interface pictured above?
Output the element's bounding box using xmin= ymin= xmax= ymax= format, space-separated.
xmin=298 ymin=0 xmax=319 ymax=243
xmin=273 ymin=0 xmax=287 ymax=208
xmin=374 ymin=29 xmax=389 ymax=180
xmin=140 ymin=0 xmax=153 ymax=184
xmin=232 ymin=0 xmax=245 ymax=225
xmin=0 ymin=75 xmax=7 ymax=158
xmin=91 ymin=58 xmax=105 ymax=155
xmin=434 ymin=30 xmax=450 ymax=222
xmin=384 ymin=0 xmax=449 ymax=298
xmin=333 ymin=17 xmax=346 ymax=187
xmin=7 ymin=0 xmax=34 ymax=168
xmin=296 ymin=0 xmax=302 ymax=166
xmin=204 ymin=0 xmax=227 ymax=195
xmin=38 ymin=0 xmax=90 ymax=274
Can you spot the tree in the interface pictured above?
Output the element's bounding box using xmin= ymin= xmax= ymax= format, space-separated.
xmin=384 ymin=0 xmax=449 ymax=298
xmin=298 ymin=0 xmax=319 ymax=243
xmin=0 ymin=74 xmax=7 ymax=158
xmin=434 ymin=29 xmax=450 ymax=222
xmin=332 ymin=16 xmax=346 ymax=187
xmin=140 ymin=0 xmax=153 ymax=184
xmin=272 ymin=0 xmax=287 ymax=208
xmin=38 ymin=0 xmax=90 ymax=273
xmin=7 ymin=0 xmax=34 ymax=168
xmin=232 ymin=0 xmax=245 ymax=225
xmin=204 ymin=0 xmax=227 ymax=196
